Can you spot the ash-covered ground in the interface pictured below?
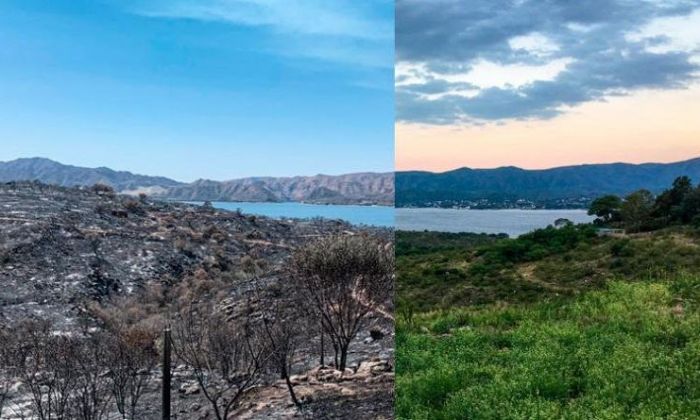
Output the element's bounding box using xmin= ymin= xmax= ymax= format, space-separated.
xmin=0 ymin=182 xmax=394 ymax=419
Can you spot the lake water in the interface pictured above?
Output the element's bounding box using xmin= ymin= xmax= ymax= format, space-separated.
xmin=188 ymin=201 xmax=394 ymax=227
xmin=396 ymin=208 xmax=595 ymax=237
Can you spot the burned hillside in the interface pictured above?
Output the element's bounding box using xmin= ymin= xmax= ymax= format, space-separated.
xmin=0 ymin=182 xmax=364 ymax=322
xmin=0 ymin=182 xmax=394 ymax=419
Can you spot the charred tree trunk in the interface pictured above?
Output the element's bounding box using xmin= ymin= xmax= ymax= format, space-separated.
xmin=319 ymin=321 xmax=325 ymax=366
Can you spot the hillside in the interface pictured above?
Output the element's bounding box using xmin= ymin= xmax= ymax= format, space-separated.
xmin=396 ymin=157 xmax=700 ymax=208
xmin=397 ymin=226 xmax=700 ymax=311
xmin=0 ymin=158 xmax=395 ymax=205
xmin=0 ymin=157 xmax=182 ymax=192
xmin=0 ymin=182 xmax=394 ymax=419
xmin=160 ymin=172 xmax=395 ymax=205
xmin=0 ymin=181 xmax=354 ymax=324
xmin=396 ymin=227 xmax=700 ymax=418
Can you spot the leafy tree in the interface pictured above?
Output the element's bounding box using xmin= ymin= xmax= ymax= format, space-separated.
xmin=586 ymin=176 xmax=700 ymax=231
xmin=671 ymin=176 xmax=693 ymax=199
xmin=654 ymin=176 xmax=693 ymax=223
xmin=679 ymin=186 xmax=700 ymax=224
xmin=620 ymin=189 xmax=654 ymax=233
xmin=588 ymin=195 xmax=622 ymax=225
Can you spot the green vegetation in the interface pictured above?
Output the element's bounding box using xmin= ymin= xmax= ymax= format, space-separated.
xmin=590 ymin=176 xmax=700 ymax=232
xmin=397 ymin=277 xmax=700 ymax=419
xmin=588 ymin=194 xmax=623 ymax=224
xmin=399 ymin=225 xmax=700 ymax=312
xmin=397 ymin=218 xmax=700 ymax=418
xmin=397 ymin=231 xmax=505 ymax=312
xmin=396 ymin=231 xmax=506 ymax=256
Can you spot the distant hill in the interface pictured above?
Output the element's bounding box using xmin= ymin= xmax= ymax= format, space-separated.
xmin=0 ymin=157 xmax=183 ymax=192
xmin=396 ymin=158 xmax=700 ymax=208
xmin=0 ymin=158 xmax=394 ymax=205
xmin=160 ymin=173 xmax=394 ymax=205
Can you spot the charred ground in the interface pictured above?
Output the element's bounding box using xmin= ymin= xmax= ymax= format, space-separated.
xmin=0 ymin=182 xmax=394 ymax=419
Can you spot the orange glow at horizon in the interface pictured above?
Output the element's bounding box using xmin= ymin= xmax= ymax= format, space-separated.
xmin=396 ymin=85 xmax=700 ymax=172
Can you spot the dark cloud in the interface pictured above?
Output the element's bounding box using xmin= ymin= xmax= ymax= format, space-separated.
xmin=396 ymin=0 xmax=700 ymax=124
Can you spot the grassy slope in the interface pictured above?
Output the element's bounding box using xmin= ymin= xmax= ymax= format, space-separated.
xmin=398 ymin=227 xmax=700 ymax=312
xmin=396 ymin=227 xmax=700 ymax=419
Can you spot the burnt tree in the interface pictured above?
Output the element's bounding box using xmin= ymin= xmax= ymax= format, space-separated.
xmin=288 ymin=234 xmax=393 ymax=371
xmin=171 ymin=305 xmax=266 ymax=420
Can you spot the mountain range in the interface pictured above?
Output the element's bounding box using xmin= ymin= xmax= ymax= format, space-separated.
xmin=396 ymin=157 xmax=700 ymax=208
xmin=0 ymin=158 xmax=394 ymax=205
xmin=6 ymin=157 xmax=700 ymax=209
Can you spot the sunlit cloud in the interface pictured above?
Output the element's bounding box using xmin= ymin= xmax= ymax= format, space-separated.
xmin=396 ymin=0 xmax=700 ymax=124
xmin=627 ymin=8 xmax=700 ymax=54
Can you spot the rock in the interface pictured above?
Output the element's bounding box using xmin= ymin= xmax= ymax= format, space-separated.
xmin=289 ymin=374 xmax=308 ymax=384
xmin=317 ymin=369 xmax=344 ymax=382
xmin=356 ymin=359 xmax=392 ymax=377
xmin=179 ymin=382 xmax=200 ymax=395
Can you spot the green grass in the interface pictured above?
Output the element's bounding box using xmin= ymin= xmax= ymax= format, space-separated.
xmin=396 ymin=227 xmax=700 ymax=419
xmin=397 ymin=277 xmax=700 ymax=419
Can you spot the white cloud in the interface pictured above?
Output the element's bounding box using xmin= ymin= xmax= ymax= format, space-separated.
xmin=397 ymin=58 xmax=573 ymax=91
xmin=438 ymin=58 xmax=573 ymax=90
xmin=395 ymin=62 xmax=430 ymax=86
xmin=508 ymin=33 xmax=560 ymax=57
xmin=421 ymin=88 xmax=480 ymax=101
xmin=627 ymin=8 xmax=700 ymax=54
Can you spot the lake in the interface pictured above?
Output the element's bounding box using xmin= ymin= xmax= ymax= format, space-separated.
xmin=396 ymin=208 xmax=595 ymax=237
xmin=188 ymin=201 xmax=394 ymax=227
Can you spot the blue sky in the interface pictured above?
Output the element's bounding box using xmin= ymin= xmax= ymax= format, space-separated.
xmin=0 ymin=0 xmax=394 ymax=181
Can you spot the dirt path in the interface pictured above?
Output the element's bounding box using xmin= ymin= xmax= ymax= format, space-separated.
xmin=517 ymin=264 xmax=573 ymax=293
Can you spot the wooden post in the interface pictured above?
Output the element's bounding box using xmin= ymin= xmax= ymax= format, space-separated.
xmin=162 ymin=327 xmax=171 ymax=420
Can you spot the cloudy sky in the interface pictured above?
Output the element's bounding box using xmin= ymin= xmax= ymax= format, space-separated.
xmin=0 ymin=0 xmax=393 ymax=181
xmin=396 ymin=0 xmax=700 ymax=171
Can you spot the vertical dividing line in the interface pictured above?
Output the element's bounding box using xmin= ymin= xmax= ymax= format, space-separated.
xmin=162 ymin=327 xmax=171 ymax=420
